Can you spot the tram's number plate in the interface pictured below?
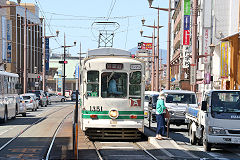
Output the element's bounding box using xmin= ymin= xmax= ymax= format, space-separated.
xmin=90 ymin=106 xmax=103 ymax=112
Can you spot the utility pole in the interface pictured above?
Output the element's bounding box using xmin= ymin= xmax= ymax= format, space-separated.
xmin=166 ymin=0 xmax=172 ymax=90
xmin=23 ymin=7 xmax=27 ymax=93
xmin=191 ymin=0 xmax=198 ymax=92
xmin=63 ymin=33 xmax=66 ymax=97
xmin=152 ymin=30 xmax=155 ymax=91
xmin=62 ymin=33 xmax=76 ymax=97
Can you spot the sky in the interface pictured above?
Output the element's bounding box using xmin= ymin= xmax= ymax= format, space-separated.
xmin=15 ymin=0 xmax=169 ymax=56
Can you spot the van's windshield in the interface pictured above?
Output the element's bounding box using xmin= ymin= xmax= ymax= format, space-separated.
xmin=166 ymin=93 xmax=196 ymax=104
xmin=211 ymin=91 xmax=240 ymax=113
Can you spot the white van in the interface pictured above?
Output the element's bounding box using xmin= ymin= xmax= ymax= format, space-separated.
xmin=162 ymin=90 xmax=198 ymax=126
xmin=144 ymin=91 xmax=160 ymax=117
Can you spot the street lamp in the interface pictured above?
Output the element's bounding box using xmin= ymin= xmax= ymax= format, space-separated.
xmin=147 ymin=0 xmax=174 ymax=90
xmin=141 ymin=16 xmax=163 ymax=91
xmin=62 ymin=33 xmax=76 ymax=97
xmin=140 ymin=26 xmax=157 ymax=91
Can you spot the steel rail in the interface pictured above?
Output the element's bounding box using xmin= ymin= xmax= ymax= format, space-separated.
xmin=0 ymin=105 xmax=72 ymax=152
xmin=45 ymin=111 xmax=73 ymax=160
xmin=134 ymin=142 xmax=158 ymax=160
xmin=92 ymin=142 xmax=104 ymax=160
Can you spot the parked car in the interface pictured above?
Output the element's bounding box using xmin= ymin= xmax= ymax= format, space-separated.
xmin=71 ymin=91 xmax=80 ymax=101
xmin=44 ymin=92 xmax=51 ymax=105
xmin=49 ymin=93 xmax=66 ymax=102
xmin=16 ymin=95 xmax=27 ymax=117
xmin=144 ymin=91 xmax=160 ymax=117
xmin=28 ymin=90 xmax=47 ymax=107
xmin=147 ymin=93 xmax=160 ymax=122
xmin=20 ymin=93 xmax=38 ymax=111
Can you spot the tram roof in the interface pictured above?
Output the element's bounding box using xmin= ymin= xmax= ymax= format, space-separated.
xmin=87 ymin=48 xmax=131 ymax=57
xmin=0 ymin=71 xmax=19 ymax=77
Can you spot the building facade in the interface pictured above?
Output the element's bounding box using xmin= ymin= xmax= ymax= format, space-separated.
xmin=170 ymin=0 xmax=240 ymax=99
xmin=5 ymin=1 xmax=43 ymax=92
xmin=48 ymin=54 xmax=81 ymax=93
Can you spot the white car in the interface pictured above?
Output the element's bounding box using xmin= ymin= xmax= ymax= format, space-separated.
xmin=20 ymin=93 xmax=38 ymax=111
xmin=49 ymin=93 xmax=66 ymax=102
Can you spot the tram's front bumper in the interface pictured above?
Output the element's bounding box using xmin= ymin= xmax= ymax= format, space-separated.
xmin=82 ymin=119 xmax=144 ymax=131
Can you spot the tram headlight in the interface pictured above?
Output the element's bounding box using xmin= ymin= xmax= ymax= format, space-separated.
xmin=109 ymin=108 xmax=119 ymax=119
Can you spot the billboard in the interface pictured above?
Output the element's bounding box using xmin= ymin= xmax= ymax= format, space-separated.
xmin=220 ymin=42 xmax=229 ymax=79
xmin=2 ymin=16 xmax=7 ymax=61
xmin=183 ymin=0 xmax=191 ymax=46
xmin=138 ymin=42 xmax=152 ymax=50
xmin=7 ymin=20 xmax=12 ymax=63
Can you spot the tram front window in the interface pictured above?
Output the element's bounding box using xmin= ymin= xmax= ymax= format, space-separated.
xmin=87 ymin=71 xmax=99 ymax=97
xmin=129 ymin=71 xmax=141 ymax=96
xmin=101 ymin=72 xmax=127 ymax=98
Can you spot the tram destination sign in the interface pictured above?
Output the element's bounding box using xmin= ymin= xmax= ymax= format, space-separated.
xmin=106 ymin=63 xmax=123 ymax=70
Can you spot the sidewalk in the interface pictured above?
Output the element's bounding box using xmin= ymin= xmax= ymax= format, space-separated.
xmin=144 ymin=127 xmax=199 ymax=159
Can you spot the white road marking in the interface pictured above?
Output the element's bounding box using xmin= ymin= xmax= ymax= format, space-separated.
xmin=102 ymin=146 xmax=134 ymax=149
xmin=0 ymin=126 xmax=16 ymax=136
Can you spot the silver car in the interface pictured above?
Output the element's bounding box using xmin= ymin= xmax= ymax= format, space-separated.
xmin=49 ymin=93 xmax=66 ymax=102
xmin=20 ymin=93 xmax=38 ymax=111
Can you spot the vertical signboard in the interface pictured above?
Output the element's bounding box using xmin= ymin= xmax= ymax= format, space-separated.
xmin=220 ymin=42 xmax=229 ymax=79
xmin=202 ymin=28 xmax=211 ymax=64
xmin=183 ymin=0 xmax=191 ymax=46
xmin=7 ymin=20 xmax=12 ymax=63
xmin=2 ymin=16 xmax=7 ymax=61
xmin=58 ymin=70 xmax=62 ymax=89
xmin=45 ymin=38 xmax=50 ymax=73
xmin=190 ymin=64 xmax=196 ymax=85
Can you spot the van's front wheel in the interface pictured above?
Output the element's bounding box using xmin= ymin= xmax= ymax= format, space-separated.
xmin=203 ymin=129 xmax=212 ymax=151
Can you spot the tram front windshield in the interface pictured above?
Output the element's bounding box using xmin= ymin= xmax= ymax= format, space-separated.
xmin=101 ymin=72 xmax=127 ymax=98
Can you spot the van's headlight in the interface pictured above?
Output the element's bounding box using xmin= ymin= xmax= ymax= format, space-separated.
xmin=109 ymin=109 xmax=119 ymax=119
xmin=209 ymin=126 xmax=226 ymax=135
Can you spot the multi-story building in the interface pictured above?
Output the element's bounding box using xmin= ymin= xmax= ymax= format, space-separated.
xmin=170 ymin=0 xmax=191 ymax=90
xmin=48 ymin=54 xmax=81 ymax=93
xmin=171 ymin=0 xmax=240 ymax=99
xmin=5 ymin=1 xmax=43 ymax=92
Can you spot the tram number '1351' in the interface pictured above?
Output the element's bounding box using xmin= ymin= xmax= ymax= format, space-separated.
xmin=90 ymin=106 xmax=103 ymax=112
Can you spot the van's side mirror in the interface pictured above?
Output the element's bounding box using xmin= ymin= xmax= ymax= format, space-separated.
xmin=201 ymin=101 xmax=207 ymax=111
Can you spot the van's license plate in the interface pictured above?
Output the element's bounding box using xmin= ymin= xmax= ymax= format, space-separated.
xmin=232 ymin=138 xmax=240 ymax=144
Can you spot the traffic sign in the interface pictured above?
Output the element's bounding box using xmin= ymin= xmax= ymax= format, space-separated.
xmin=59 ymin=61 xmax=68 ymax=64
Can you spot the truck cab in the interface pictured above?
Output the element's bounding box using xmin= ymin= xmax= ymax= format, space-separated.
xmin=186 ymin=90 xmax=240 ymax=151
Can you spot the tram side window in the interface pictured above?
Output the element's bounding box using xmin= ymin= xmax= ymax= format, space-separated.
xmin=4 ymin=76 xmax=8 ymax=94
xmin=0 ymin=75 xmax=2 ymax=94
xmin=129 ymin=71 xmax=141 ymax=96
xmin=87 ymin=71 xmax=99 ymax=97
xmin=101 ymin=72 xmax=127 ymax=98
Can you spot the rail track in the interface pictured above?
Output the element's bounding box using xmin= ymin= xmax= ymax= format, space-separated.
xmin=0 ymin=105 xmax=73 ymax=156
xmin=92 ymin=140 xmax=158 ymax=160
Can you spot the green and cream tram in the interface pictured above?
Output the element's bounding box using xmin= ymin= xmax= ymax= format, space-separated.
xmin=80 ymin=48 xmax=145 ymax=139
